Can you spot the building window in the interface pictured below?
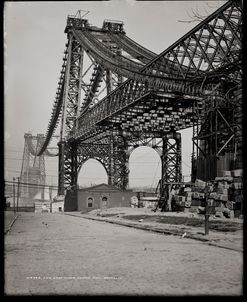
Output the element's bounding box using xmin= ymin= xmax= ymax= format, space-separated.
xmin=87 ymin=197 xmax=94 ymax=208
xmin=101 ymin=196 xmax=108 ymax=208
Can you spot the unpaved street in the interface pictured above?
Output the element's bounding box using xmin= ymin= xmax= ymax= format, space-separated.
xmin=5 ymin=212 xmax=242 ymax=296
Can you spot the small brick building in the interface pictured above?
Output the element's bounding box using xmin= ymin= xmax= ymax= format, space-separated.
xmin=77 ymin=183 xmax=135 ymax=211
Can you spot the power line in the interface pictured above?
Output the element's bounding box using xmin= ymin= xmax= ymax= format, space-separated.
xmin=5 ymin=157 xmax=58 ymax=161
xmin=5 ymin=180 xmax=59 ymax=189
xmin=5 ymin=168 xmax=59 ymax=174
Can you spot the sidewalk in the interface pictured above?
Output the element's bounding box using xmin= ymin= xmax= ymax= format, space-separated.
xmin=64 ymin=207 xmax=243 ymax=252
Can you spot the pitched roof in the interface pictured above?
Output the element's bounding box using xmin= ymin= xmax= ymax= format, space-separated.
xmin=78 ymin=183 xmax=124 ymax=192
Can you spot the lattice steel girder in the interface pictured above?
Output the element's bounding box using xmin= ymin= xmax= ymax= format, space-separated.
xmin=79 ymin=64 xmax=105 ymax=114
xmin=59 ymin=137 xmax=129 ymax=192
xmin=36 ymin=0 xmax=242 ymax=157
xmin=71 ymin=28 xmax=205 ymax=93
xmin=73 ymin=79 xmax=211 ymax=142
xmin=159 ymin=132 xmax=182 ymax=210
xmin=60 ymin=33 xmax=84 ymax=138
xmin=69 ymin=0 xmax=241 ymax=142
xmin=58 ymin=32 xmax=85 ymax=193
xmin=109 ymin=132 xmax=129 ymax=189
xmin=73 ymin=91 xmax=201 ymax=142
xmin=193 ymin=90 xmax=239 ymax=157
xmin=77 ymin=142 xmax=111 ymax=178
xmin=128 ymin=137 xmax=163 ymax=156
xmin=143 ymin=0 xmax=242 ymax=78
xmin=190 ymin=84 xmax=242 ymax=181
xmin=58 ymin=140 xmax=78 ymax=195
xmin=161 ymin=132 xmax=182 ymax=183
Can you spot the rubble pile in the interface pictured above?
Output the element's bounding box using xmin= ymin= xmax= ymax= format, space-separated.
xmin=172 ymin=186 xmax=192 ymax=211
xmin=209 ymin=169 xmax=243 ymax=218
xmin=172 ymin=169 xmax=243 ymax=218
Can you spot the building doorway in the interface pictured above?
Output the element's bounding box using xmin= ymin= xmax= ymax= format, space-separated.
xmin=101 ymin=196 xmax=108 ymax=209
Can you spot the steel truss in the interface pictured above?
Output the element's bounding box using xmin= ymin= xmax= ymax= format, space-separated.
xmin=192 ymin=84 xmax=242 ymax=181
xmin=30 ymin=0 xmax=242 ymax=211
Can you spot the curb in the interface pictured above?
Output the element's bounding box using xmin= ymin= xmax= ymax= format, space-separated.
xmin=5 ymin=214 xmax=19 ymax=235
xmin=64 ymin=213 xmax=242 ymax=252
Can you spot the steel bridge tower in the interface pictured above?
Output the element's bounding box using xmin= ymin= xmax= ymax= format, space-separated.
xmin=33 ymin=0 xmax=242 ymax=211
xmin=20 ymin=133 xmax=46 ymax=199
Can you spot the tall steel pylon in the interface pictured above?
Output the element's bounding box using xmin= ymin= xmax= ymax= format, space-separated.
xmin=20 ymin=133 xmax=46 ymax=199
xmin=58 ymin=17 xmax=128 ymax=204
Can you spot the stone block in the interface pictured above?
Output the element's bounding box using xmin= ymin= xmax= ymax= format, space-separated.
xmin=223 ymin=189 xmax=228 ymax=195
xmin=217 ymin=188 xmax=223 ymax=194
xmin=220 ymin=194 xmax=228 ymax=201
xmin=232 ymin=169 xmax=243 ymax=177
xmin=223 ymin=170 xmax=231 ymax=177
xmin=230 ymin=210 xmax=235 ymax=219
xmin=199 ymin=192 xmax=205 ymax=199
xmin=195 ymin=179 xmax=206 ymax=188
xmin=215 ymin=211 xmax=224 ymax=218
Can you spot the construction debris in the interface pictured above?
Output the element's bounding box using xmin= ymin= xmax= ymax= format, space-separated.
xmin=167 ymin=169 xmax=243 ymax=219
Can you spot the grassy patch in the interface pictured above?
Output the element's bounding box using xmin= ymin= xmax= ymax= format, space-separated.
xmin=122 ymin=215 xmax=241 ymax=232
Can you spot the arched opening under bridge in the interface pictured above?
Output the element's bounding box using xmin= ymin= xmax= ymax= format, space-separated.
xmin=77 ymin=158 xmax=108 ymax=188
xmin=128 ymin=146 xmax=161 ymax=191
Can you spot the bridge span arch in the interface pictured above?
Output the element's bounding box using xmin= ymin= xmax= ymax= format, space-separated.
xmin=78 ymin=158 xmax=108 ymax=187
xmin=128 ymin=145 xmax=161 ymax=190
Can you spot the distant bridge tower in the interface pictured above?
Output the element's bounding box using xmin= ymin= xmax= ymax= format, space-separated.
xmin=20 ymin=133 xmax=46 ymax=199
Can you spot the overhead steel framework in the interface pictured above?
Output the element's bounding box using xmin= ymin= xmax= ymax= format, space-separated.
xmin=29 ymin=0 xmax=241 ymax=210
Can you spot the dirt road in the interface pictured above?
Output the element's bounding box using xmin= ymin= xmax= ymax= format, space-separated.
xmin=4 ymin=212 xmax=243 ymax=296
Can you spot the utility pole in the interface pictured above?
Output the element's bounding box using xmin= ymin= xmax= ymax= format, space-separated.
xmin=204 ymin=182 xmax=210 ymax=235
xmin=13 ymin=177 xmax=16 ymax=214
xmin=17 ymin=177 xmax=20 ymax=212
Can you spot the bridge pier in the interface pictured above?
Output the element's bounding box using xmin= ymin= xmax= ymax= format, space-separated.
xmin=58 ymin=140 xmax=78 ymax=196
xmin=159 ymin=132 xmax=182 ymax=211
xmin=109 ymin=133 xmax=129 ymax=190
xmin=62 ymin=141 xmax=79 ymax=211
xmin=58 ymin=140 xmax=66 ymax=196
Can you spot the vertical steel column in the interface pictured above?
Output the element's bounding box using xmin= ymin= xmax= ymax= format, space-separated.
xmin=233 ymin=88 xmax=242 ymax=169
xmin=70 ymin=142 xmax=78 ymax=190
xmin=111 ymin=133 xmax=129 ymax=190
xmin=108 ymin=135 xmax=114 ymax=186
xmin=160 ymin=132 xmax=182 ymax=210
xmin=58 ymin=33 xmax=72 ymax=195
xmin=191 ymin=100 xmax=199 ymax=182
xmin=58 ymin=28 xmax=84 ymax=194
xmin=58 ymin=140 xmax=66 ymax=195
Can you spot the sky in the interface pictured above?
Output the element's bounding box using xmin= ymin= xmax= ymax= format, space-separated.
xmin=4 ymin=0 xmax=226 ymax=189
